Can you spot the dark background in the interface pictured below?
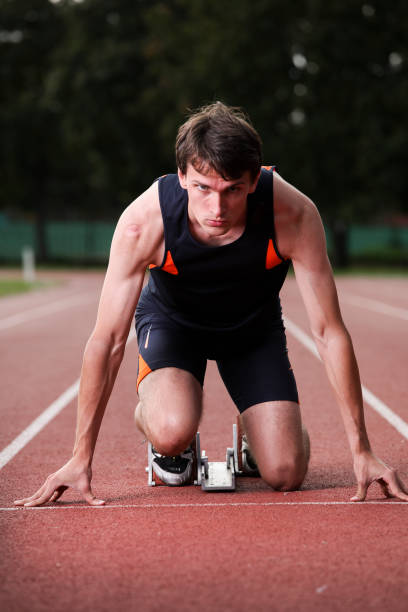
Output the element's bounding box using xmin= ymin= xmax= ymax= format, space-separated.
xmin=1 ymin=0 xmax=407 ymax=266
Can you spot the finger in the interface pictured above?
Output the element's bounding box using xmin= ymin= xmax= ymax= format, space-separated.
xmin=14 ymin=498 xmax=33 ymax=506
xmin=395 ymin=473 xmax=408 ymax=496
xmin=88 ymin=497 xmax=105 ymax=506
xmin=23 ymin=483 xmax=59 ymax=507
xmin=380 ymin=471 xmax=408 ymax=502
xmin=50 ymin=486 xmax=68 ymax=503
xmin=14 ymin=483 xmax=48 ymax=506
xmin=24 ymin=494 xmax=53 ymax=507
xmin=350 ymin=481 xmax=369 ymax=502
xmin=83 ymin=492 xmax=105 ymax=506
xmin=79 ymin=481 xmax=105 ymax=506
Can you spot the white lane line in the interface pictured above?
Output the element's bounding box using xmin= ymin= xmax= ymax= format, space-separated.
xmin=0 ymin=293 xmax=96 ymax=332
xmin=283 ymin=316 xmax=408 ymax=440
xmin=341 ymin=293 xmax=408 ymax=321
xmin=2 ymin=501 xmax=407 ymax=511
xmin=0 ymin=381 xmax=79 ymax=470
xmin=0 ymin=332 xmax=136 ymax=470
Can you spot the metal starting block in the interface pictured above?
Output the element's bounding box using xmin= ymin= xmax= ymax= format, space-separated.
xmin=195 ymin=425 xmax=238 ymax=491
xmin=146 ymin=419 xmax=253 ymax=491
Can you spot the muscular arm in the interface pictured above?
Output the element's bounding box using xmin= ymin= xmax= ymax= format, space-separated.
xmin=73 ymin=240 xmax=146 ymax=466
xmin=274 ymin=174 xmax=408 ymax=501
xmin=15 ymin=182 xmax=164 ymax=506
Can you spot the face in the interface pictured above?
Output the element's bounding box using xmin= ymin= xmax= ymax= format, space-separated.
xmin=178 ymin=163 xmax=260 ymax=245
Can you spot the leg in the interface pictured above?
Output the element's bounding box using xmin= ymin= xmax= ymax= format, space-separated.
xmin=216 ymin=322 xmax=306 ymax=490
xmin=134 ymin=306 xmax=207 ymax=456
xmin=241 ymin=401 xmax=310 ymax=491
xmin=136 ymin=367 xmax=203 ymax=456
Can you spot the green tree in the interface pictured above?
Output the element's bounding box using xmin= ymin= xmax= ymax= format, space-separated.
xmin=1 ymin=0 xmax=65 ymax=259
xmin=288 ymin=0 xmax=408 ymax=264
xmin=1 ymin=0 xmax=156 ymax=259
xmin=1 ymin=0 xmax=407 ymax=265
xmin=140 ymin=0 xmax=408 ymax=266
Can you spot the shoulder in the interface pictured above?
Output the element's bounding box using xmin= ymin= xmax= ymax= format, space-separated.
xmin=273 ymin=172 xmax=326 ymax=262
xmin=110 ymin=180 xmax=164 ymax=267
xmin=120 ymin=180 xmax=160 ymax=229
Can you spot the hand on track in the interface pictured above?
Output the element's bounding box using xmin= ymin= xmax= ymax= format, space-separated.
xmin=14 ymin=458 xmax=105 ymax=507
xmin=351 ymin=451 xmax=408 ymax=502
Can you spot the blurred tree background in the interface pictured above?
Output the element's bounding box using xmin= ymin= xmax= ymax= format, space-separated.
xmin=1 ymin=0 xmax=407 ymax=266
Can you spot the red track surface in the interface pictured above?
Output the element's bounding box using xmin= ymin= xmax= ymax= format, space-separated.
xmin=1 ymin=271 xmax=407 ymax=611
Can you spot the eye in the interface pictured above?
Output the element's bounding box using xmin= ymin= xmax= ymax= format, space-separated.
xmin=197 ymin=184 xmax=209 ymax=192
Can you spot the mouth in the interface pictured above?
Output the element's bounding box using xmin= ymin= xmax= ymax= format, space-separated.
xmin=207 ymin=219 xmax=227 ymax=227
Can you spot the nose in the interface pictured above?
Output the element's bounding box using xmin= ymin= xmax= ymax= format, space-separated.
xmin=210 ymin=192 xmax=224 ymax=218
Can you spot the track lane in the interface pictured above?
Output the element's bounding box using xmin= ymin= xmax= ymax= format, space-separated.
xmin=281 ymin=278 xmax=408 ymax=426
xmin=0 ymin=274 xmax=103 ymax=448
xmin=335 ymin=276 xmax=408 ymax=310
xmin=2 ymin=275 xmax=407 ymax=501
xmin=2 ymin=277 xmax=407 ymax=503
xmin=1 ymin=273 xmax=407 ymax=612
xmin=2 ymin=505 xmax=407 ymax=612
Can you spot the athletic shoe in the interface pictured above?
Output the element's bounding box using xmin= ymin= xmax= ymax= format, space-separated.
xmin=152 ymin=447 xmax=194 ymax=486
xmin=241 ymin=434 xmax=260 ymax=475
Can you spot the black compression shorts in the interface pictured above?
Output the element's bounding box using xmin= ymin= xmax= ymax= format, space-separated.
xmin=135 ymin=308 xmax=299 ymax=414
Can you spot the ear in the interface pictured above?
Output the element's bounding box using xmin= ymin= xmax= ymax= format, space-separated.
xmin=177 ymin=168 xmax=187 ymax=189
xmin=248 ymin=169 xmax=261 ymax=194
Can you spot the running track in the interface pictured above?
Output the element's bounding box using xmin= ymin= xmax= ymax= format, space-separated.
xmin=1 ymin=270 xmax=407 ymax=611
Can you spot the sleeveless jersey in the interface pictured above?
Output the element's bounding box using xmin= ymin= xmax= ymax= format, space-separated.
xmin=139 ymin=167 xmax=290 ymax=332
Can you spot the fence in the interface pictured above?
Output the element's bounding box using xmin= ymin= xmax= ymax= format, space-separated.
xmin=0 ymin=221 xmax=407 ymax=265
xmin=0 ymin=221 xmax=115 ymax=263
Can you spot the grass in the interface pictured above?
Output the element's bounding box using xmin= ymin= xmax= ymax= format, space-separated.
xmin=0 ymin=279 xmax=45 ymax=297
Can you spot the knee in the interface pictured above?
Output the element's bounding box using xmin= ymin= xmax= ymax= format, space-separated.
xmin=149 ymin=415 xmax=195 ymax=456
xmin=260 ymin=458 xmax=307 ymax=492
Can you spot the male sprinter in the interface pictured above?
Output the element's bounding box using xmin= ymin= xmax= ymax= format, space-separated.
xmin=15 ymin=102 xmax=408 ymax=506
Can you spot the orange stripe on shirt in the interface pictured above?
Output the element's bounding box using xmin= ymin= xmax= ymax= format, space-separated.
xmin=148 ymin=250 xmax=179 ymax=275
xmin=161 ymin=250 xmax=179 ymax=274
xmin=265 ymin=238 xmax=283 ymax=269
xmin=137 ymin=354 xmax=152 ymax=390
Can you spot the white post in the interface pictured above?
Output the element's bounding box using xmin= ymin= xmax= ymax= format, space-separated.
xmin=22 ymin=246 xmax=36 ymax=283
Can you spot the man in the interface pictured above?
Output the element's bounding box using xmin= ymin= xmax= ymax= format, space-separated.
xmin=15 ymin=102 xmax=407 ymax=506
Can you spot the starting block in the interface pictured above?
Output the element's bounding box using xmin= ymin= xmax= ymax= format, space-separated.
xmin=195 ymin=425 xmax=237 ymax=491
xmin=146 ymin=419 xmax=251 ymax=491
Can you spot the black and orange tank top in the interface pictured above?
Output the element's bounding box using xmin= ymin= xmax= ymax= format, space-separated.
xmin=141 ymin=166 xmax=290 ymax=331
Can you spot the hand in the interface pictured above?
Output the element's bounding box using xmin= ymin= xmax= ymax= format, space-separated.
xmin=14 ymin=457 xmax=105 ymax=507
xmin=351 ymin=451 xmax=408 ymax=502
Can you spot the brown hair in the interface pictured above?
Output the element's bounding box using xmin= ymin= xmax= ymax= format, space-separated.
xmin=175 ymin=101 xmax=262 ymax=180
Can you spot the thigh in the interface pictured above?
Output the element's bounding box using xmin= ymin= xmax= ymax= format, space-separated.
xmin=242 ymin=400 xmax=306 ymax=464
xmin=135 ymin=312 xmax=207 ymax=454
xmin=242 ymin=401 xmax=309 ymax=490
xmin=138 ymin=367 xmax=203 ymax=436
xmin=216 ymin=325 xmax=298 ymax=413
xmin=136 ymin=312 xmax=207 ymax=391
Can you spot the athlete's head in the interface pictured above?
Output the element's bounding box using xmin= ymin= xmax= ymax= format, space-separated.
xmin=175 ymin=101 xmax=262 ymax=181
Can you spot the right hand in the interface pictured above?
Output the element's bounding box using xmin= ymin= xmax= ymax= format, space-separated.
xmin=13 ymin=457 xmax=105 ymax=507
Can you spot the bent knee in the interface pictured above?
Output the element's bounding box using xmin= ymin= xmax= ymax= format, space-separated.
xmin=260 ymin=460 xmax=307 ymax=492
xmin=149 ymin=419 xmax=195 ymax=456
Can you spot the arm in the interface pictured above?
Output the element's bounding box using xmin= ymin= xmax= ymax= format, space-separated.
xmin=15 ymin=182 xmax=164 ymax=507
xmin=274 ymin=174 xmax=408 ymax=502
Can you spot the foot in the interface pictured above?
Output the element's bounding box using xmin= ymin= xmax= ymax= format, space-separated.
xmin=241 ymin=434 xmax=260 ymax=475
xmin=152 ymin=447 xmax=194 ymax=486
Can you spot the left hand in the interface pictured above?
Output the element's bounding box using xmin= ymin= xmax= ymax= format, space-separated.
xmin=351 ymin=451 xmax=408 ymax=502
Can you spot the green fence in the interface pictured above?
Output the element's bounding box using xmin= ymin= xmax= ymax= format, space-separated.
xmin=0 ymin=221 xmax=115 ymax=263
xmin=348 ymin=226 xmax=408 ymax=253
xmin=0 ymin=221 xmax=407 ymax=264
